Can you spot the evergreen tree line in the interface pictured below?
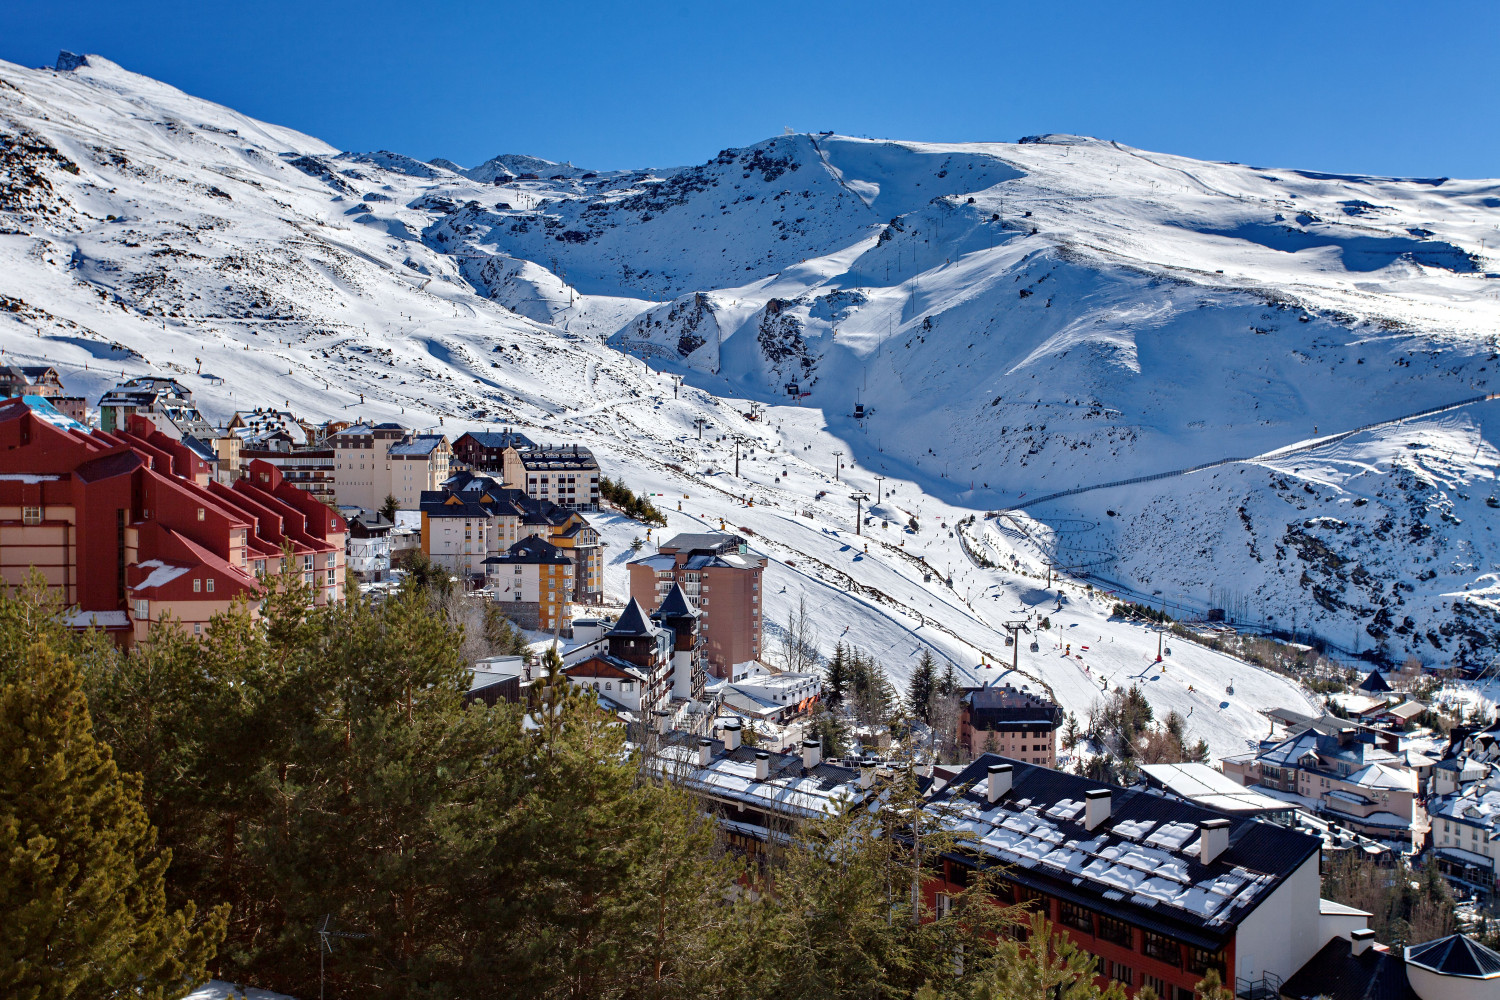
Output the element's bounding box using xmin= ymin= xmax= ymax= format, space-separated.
xmin=2 ymin=572 xmax=1234 ymax=1000
xmin=1073 ymin=687 xmax=1209 ymax=784
xmin=1321 ymin=851 xmax=1457 ymax=948
xmin=598 ymin=475 xmax=667 ymax=527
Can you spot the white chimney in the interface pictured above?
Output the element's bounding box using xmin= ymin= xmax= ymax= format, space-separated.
xmin=1084 ymin=789 xmax=1111 ymax=831
xmin=1350 ymin=928 xmax=1374 ymax=957
xmin=697 ymin=738 xmax=712 ymax=768
xmin=755 ymin=750 xmax=770 ymax=781
xmin=859 ymin=759 xmax=876 ymax=789
xmin=655 ymin=710 xmax=670 ymax=735
xmin=723 ymin=720 xmax=742 ymax=751
xmin=1199 ymin=818 xmax=1230 ymax=865
xmin=802 ymin=738 xmax=821 ymax=770
xmin=987 ymin=763 xmax=1013 ymax=804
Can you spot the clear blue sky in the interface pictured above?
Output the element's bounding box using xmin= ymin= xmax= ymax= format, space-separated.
xmin=5 ymin=1 xmax=1496 ymax=178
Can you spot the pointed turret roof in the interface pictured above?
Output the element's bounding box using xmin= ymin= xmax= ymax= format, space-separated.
xmin=654 ymin=582 xmax=700 ymax=620
xmin=1405 ymin=934 xmax=1500 ymax=979
xmin=606 ymin=598 xmax=656 ymax=638
xmin=1358 ymin=669 xmax=1393 ymax=693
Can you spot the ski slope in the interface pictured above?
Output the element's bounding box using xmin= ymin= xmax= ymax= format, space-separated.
xmin=5 ymin=51 xmax=1499 ymax=756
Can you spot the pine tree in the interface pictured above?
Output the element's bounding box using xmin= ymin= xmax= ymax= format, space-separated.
xmin=908 ymin=649 xmax=937 ymax=725
xmin=0 ymin=641 xmax=228 ymax=1000
xmin=975 ymin=912 xmax=1112 ymax=1000
xmin=824 ymin=643 xmax=850 ymax=708
xmin=380 ymin=493 xmax=400 ymax=523
xmin=1061 ymin=712 xmax=1081 ymax=751
xmin=937 ymin=661 xmax=959 ymax=699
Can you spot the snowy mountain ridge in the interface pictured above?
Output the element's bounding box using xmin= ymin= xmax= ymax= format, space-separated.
xmin=3 ymin=52 xmax=1499 ymax=757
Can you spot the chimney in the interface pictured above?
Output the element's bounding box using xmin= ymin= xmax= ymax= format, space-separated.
xmin=1350 ymin=928 xmax=1374 ymax=957
xmin=655 ymin=710 xmax=670 ymax=735
xmin=1084 ymin=789 xmax=1111 ymax=831
xmin=859 ymin=759 xmax=876 ymax=789
xmin=1199 ymin=818 xmax=1230 ymax=865
xmin=987 ymin=763 xmax=1013 ymax=803
xmin=697 ymin=738 xmax=713 ymax=768
xmin=802 ymin=738 xmax=821 ymax=771
xmin=723 ymin=720 xmax=742 ymax=751
xmin=755 ymin=750 xmax=770 ymax=781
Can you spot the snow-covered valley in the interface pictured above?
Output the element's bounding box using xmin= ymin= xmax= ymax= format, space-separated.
xmin=3 ymin=52 xmax=1499 ymax=758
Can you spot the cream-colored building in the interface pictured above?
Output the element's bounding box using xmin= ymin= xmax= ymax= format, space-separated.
xmin=326 ymin=424 xmax=451 ymax=511
xmin=328 ymin=423 xmax=410 ymax=510
xmin=388 ymin=434 xmax=451 ymax=509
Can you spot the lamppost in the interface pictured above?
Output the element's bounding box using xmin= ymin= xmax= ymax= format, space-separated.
xmin=874 ymin=474 xmax=886 ymax=504
xmin=833 ymin=450 xmax=843 ymax=483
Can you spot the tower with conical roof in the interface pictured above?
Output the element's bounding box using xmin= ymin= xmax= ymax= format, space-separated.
xmin=652 ymin=582 xmax=705 ymax=702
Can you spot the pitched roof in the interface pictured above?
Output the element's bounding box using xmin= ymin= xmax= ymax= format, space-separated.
xmin=646 ymin=730 xmax=866 ymax=820
xmin=458 ymin=429 xmax=536 ymax=450
xmin=1280 ymin=937 xmax=1413 ymax=1000
xmin=1405 ymin=934 xmax=1500 ymax=979
xmin=389 ymin=434 xmax=446 ymax=457
xmin=925 ymin=754 xmax=1323 ymax=949
xmin=658 ymin=532 xmax=742 ymax=555
xmin=653 ymin=582 xmax=699 ymax=619
xmin=964 ymin=684 xmax=1062 ymax=727
xmin=606 ymin=598 xmax=656 ymax=638
xmin=1359 ymin=670 xmax=1394 ymax=693
xmin=488 ymin=535 xmax=570 ymax=565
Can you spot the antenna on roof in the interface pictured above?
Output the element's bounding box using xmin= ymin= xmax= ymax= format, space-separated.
xmin=315 ymin=915 xmax=368 ymax=1000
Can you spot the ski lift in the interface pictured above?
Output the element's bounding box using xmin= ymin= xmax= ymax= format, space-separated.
xmin=1029 ymin=640 xmax=1040 ymax=652
xmin=853 ymin=403 xmax=866 ymax=419
xmin=785 ymin=382 xmax=800 ymax=396
xmin=1005 ymin=635 xmax=1014 ymax=647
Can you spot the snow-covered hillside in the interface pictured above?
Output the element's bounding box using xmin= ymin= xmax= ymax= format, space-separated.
xmin=2 ymin=52 xmax=1497 ymax=757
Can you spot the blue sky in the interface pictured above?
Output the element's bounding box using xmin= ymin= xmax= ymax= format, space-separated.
xmin=4 ymin=1 xmax=1495 ymax=178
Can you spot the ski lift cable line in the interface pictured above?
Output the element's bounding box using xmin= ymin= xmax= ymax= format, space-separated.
xmin=992 ymin=392 xmax=1499 ymax=514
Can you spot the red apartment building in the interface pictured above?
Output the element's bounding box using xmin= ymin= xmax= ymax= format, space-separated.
xmin=922 ymin=756 xmax=1326 ymax=1000
xmin=0 ymin=398 xmax=344 ymax=643
xmin=628 ymin=533 xmax=765 ymax=676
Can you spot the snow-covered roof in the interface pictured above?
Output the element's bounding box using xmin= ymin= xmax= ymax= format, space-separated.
xmin=60 ymin=608 xmax=130 ymax=629
xmin=388 ymin=434 xmax=446 ymax=457
xmin=647 ymin=734 xmax=865 ymax=822
xmin=926 ymin=754 xmax=1322 ymax=949
xmin=131 ymin=559 xmax=192 ymax=590
xmin=1139 ymin=763 xmax=1295 ymax=815
xmin=1347 ymin=763 xmax=1417 ymax=791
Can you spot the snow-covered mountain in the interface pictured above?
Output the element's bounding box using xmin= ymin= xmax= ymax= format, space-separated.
xmin=3 ymin=51 xmax=1498 ymax=757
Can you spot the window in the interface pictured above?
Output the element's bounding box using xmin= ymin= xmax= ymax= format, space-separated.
xmin=1143 ymin=975 xmax=1167 ymax=997
xmin=197 ymin=507 xmax=205 ymax=521
xmin=1108 ymin=962 xmax=1132 ymax=987
xmin=21 ymin=506 xmax=41 ymax=525
xmin=1097 ymin=914 xmax=1131 ymax=947
xmin=1058 ymin=901 xmax=1093 ymax=933
xmin=193 ymin=578 xmax=202 ymax=593
xmin=1187 ymin=947 xmax=1226 ymax=978
xmin=133 ymin=599 xmax=149 ymax=619
xmin=934 ymin=893 xmax=953 ymax=919
xmin=1141 ymin=931 xmax=1181 ymax=967
xmin=206 ymin=578 xmax=215 ymax=593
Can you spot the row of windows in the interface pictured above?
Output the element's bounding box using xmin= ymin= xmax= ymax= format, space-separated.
xmin=956 ymin=872 xmax=1225 ymax=978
